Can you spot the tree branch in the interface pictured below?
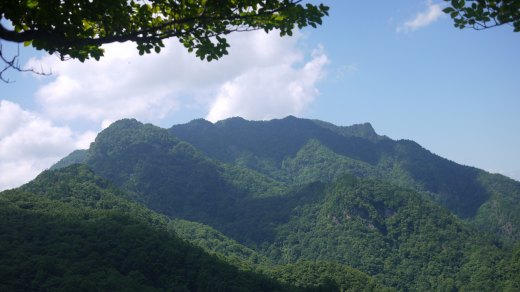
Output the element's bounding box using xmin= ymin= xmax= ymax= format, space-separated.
xmin=0 ymin=0 xmax=328 ymax=78
xmin=0 ymin=41 xmax=51 ymax=83
xmin=1 ymin=1 xmax=297 ymax=48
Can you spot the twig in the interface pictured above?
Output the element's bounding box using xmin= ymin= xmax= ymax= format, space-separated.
xmin=0 ymin=41 xmax=51 ymax=83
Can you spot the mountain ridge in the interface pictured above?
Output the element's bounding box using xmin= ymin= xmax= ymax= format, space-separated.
xmin=52 ymin=116 xmax=520 ymax=240
xmin=6 ymin=115 xmax=520 ymax=290
xmin=169 ymin=116 xmax=520 ymax=232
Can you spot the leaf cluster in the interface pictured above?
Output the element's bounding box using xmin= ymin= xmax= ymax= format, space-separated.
xmin=0 ymin=0 xmax=328 ymax=62
xmin=443 ymin=0 xmax=520 ymax=31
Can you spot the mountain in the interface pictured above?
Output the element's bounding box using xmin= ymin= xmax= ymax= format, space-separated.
xmin=0 ymin=165 xmax=289 ymax=291
xmin=2 ymin=164 xmax=390 ymax=291
xmin=38 ymin=116 xmax=520 ymax=290
xmin=169 ymin=116 xmax=520 ymax=238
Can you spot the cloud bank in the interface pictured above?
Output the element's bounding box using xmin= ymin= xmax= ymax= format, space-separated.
xmin=207 ymin=46 xmax=328 ymax=122
xmin=0 ymin=30 xmax=328 ymax=191
xmin=0 ymin=100 xmax=95 ymax=190
xmin=29 ymin=30 xmax=328 ymax=127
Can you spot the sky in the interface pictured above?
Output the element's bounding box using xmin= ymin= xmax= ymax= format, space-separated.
xmin=1 ymin=1 xmax=519 ymax=190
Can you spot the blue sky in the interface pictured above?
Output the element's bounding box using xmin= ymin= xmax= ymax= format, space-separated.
xmin=1 ymin=1 xmax=519 ymax=190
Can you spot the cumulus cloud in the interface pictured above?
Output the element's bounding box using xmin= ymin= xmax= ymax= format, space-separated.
xmin=207 ymin=46 xmax=328 ymax=122
xmin=0 ymin=100 xmax=95 ymax=191
xmin=11 ymin=29 xmax=328 ymax=189
xmin=28 ymin=44 xmax=182 ymax=125
xmin=397 ymin=1 xmax=444 ymax=32
xmin=27 ymin=30 xmax=328 ymax=128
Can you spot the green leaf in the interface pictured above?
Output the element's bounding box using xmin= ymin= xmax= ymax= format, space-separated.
xmin=443 ymin=7 xmax=455 ymax=14
xmin=0 ymin=0 xmax=331 ymax=63
xmin=27 ymin=0 xmax=38 ymax=9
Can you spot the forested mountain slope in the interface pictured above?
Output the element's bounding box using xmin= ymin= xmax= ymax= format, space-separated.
xmin=55 ymin=116 xmax=520 ymax=238
xmin=42 ymin=116 xmax=520 ymax=290
xmin=169 ymin=116 xmax=520 ymax=239
xmin=0 ymin=165 xmax=289 ymax=291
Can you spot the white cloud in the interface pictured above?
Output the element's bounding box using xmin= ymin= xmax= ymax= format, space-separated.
xmin=11 ymin=29 xmax=328 ymax=190
xmin=397 ymin=1 xmax=444 ymax=32
xmin=0 ymin=100 xmax=94 ymax=191
xmin=27 ymin=30 xmax=328 ymax=128
xmin=206 ymin=46 xmax=328 ymax=122
xmin=29 ymin=46 xmax=181 ymax=126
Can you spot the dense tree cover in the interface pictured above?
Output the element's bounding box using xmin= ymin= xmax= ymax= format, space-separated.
xmin=1 ymin=164 xmax=394 ymax=291
xmin=473 ymin=173 xmax=520 ymax=240
xmin=310 ymin=120 xmax=386 ymax=143
xmin=505 ymin=242 xmax=520 ymax=290
xmin=18 ymin=163 xmax=179 ymax=233
xmin=39 ymin=116 xmax=520 ymax=290
xmin=255 ymin=176 xmax=497 ymax=290
xmin=444 ymin=0 xmax=520 ymax=32
xmin=269 ymin=261 xmax=392 ymax=292
xmin=169 ymin=217 xmax=392 ymax=291
xmin=84 ymin=119 xmax=288 ymax=227
xmin=170 ymin=116 xmax=380 ymax=166
xmin=0 ymin=165 xmax=290 ymax=291
xmin=0 ymin=1 xmax=328 ymax=62
xmin=169 ymin=218 xmax=273 ymax=269
xmin=280 ymin=139 xmax=417 ymax=188
xmin=168 ymin=174 xmax=520 ymax=290
xmin=5 ymin=165 xmax=519 ymax=291
xmin=0 ymin=164 xmax=393 ymax=291
xmin=169 ymin=116 xmax=520 ymax=239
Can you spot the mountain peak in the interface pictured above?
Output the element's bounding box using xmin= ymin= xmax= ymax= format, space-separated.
xmin=281 ymin=115 xmax=300 ymax=121
xmin=107 ymin=118 xmax=143 ymax=129
xmin=215 ymin=116 xmax=248 ymax=127
xmin=312 ymin=119 xmax=385 ymax=142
